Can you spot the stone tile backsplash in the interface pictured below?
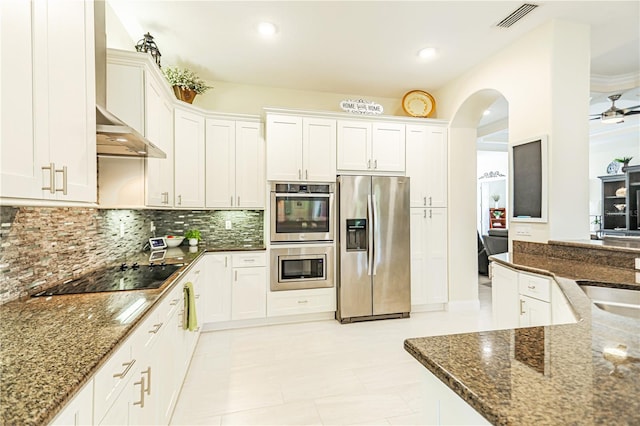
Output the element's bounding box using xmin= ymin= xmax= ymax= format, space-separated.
xmin=0 ymin=207 xmax=263 ymax=304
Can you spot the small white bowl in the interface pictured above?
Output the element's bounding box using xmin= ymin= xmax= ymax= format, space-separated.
xmin=165 ymin=235 xmax=185 ymax=247
xmin=614 ymin=204 xmax=626 ymax=212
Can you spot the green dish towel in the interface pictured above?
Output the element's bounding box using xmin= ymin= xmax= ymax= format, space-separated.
xmin=183 ymin=282 xmax=198 ymax=331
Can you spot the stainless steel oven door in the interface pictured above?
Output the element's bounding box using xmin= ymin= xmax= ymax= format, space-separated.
xmin=270 ymin=245 xmax=334 ymax=291
xmin=270 ymin=184 xmax=334 ymax=243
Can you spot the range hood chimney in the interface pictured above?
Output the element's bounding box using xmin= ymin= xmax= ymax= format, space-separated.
xmin=94 ymin=1 xmax=166 ymax=158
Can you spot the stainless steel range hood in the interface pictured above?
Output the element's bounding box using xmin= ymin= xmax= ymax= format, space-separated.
xmin=94 ymin=1 xmax=166 ymax=159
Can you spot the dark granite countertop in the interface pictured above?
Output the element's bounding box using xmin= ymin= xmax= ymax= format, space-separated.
xmin=405 ymin=255 xmax=640 ymax=425
xmin=0 ymin=245 xmax=265 ymax=425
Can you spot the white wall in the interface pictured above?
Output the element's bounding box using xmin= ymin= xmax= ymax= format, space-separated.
xmin=435 ymin=20 xmax=591 ymax=305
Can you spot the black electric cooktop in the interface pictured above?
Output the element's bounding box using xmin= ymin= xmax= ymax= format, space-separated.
xmin=32 ymin=263 xmax=182 ymax=297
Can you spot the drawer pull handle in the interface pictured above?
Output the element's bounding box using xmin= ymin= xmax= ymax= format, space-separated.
xmin=195 ymin=294 xmax=200 ymax=299
xmin=55 ymin=165 xmax=68 ymax=195
xmin=528 ymin=285 xmax=536 ymax=290
xmin=113 ymin=359 xmax=136 ymax=379
xmin=170 ymin=298 xmax=180 ymax=306
xmin=297 ymin=300 xmax=308 ymax=304
xmin=520 ymin=299 xmax=525 ymax=315
xmin=133 ymin=376 xmax=145 ymax=408
xmin=149 ymin=323 xmax=163 ymax=334
xmin=244 ymin=258 xmax=256 ymax=262
xmin=142 ymin=367 xmax=151 ymax=395
xmin=42 ymin=163 xmax=55 ymax=193
xmin=423 ymin=196 xmax=427 ymax=206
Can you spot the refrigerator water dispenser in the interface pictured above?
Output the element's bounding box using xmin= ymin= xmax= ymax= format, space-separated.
xmin=346 ymin=219 xmax=367 ymax=251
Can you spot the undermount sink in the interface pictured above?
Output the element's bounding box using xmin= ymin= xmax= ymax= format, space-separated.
xmin=577 ymin=283 xmax=640 ymax=320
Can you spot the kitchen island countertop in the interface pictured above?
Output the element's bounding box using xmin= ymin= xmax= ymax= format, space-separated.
xmin=405 ymin=253 xmax=640 ymax=425
xmin=0 ymin=245 xmax=265 ymax=425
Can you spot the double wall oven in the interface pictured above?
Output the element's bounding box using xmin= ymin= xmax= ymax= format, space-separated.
xmin=270 ymin=182 xmax=335 ymax=291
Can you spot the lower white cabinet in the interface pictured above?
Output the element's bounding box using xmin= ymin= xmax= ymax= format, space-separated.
xmin=204 ymin=252 xmax=267 ymax=323
xmin=49 ymin=380 xmax=93 ymax=426
xmin=410 ymin=208 xmax=448 ymax=308
xmin=231 ymin=253 xmax=267 ymax=320
xmin=267 ymin=287 xmax=336 ymax=317
xmin=490 ymin=262 xmax=575 ymax=329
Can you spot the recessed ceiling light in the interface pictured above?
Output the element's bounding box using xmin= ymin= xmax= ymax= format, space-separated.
xmin=483 ymin=110 xmax=491 ymax=116
xmin=258 ymin=22 xmax=277 ymax=37
xmin=418 ymin=47 xmax=437 ymax=60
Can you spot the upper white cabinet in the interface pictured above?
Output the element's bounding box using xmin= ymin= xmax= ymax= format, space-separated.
xmin=174 ymin=107 xmax=205 ymax=208
xmin=406 ymin=124 xmax=447 ymax=208
xmin=266 ymin=114 xmax=336 ymax=182
xmin=337 ymin=120 xmax=405 ymax=173
xmin=1 ymin=0 xmax=96 ymax=203
xmin=105 ymin=50 xmax=175 ymax=207
xmin=206 ymin=119 xmax=264 ymax=208
xmin=145 ymin=78 xmax=174 ymax=207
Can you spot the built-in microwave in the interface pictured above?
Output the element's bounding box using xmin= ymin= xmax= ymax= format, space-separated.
xmin=270 ymin=182 xmax=335 ymax=243
xmin=270 ymin=245 xmax=334 ymax=291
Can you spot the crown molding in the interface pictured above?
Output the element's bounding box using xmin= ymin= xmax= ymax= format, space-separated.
xmin=590 ymin=72 xmax=640 ymax=93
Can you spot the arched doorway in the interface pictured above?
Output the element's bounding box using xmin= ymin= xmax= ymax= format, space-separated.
xmin=447 ymin=89 xmax=507 ymax=310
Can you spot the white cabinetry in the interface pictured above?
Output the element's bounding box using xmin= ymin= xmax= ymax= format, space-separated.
xmin=174 ymin=107 xmax=205 ymax=207
xmin=406 ymin=124 xmax=447 ymax=208
xmin=145 ymin=78 xmax=174 ymax=207
xmin=267 ymin=287 xmax=336 ymax=317
xmin=103 ymin=50 xmax=175 ymax=207
xmin=410 ymin=208 xmax=448 ymax=308
xmin=205 ymin=254 xmax=233 ymax=323
xmin=206 ymin=119 xmax=264 ymax=208
xmin=337 ymin=120 xmax=405 ymax=173
xmin=491 ymin=262 xmax=520 ymax=329
xmin=231 ymin=253 xmax=267 ymax=320
xmin=49 ymin=380 xmax=93 ymax=426
xmin=490 ymin=263 xmax=575 ymax=329
xmin=266 ymin=114 xmax=336 ymax=182
xmin=1 ymin=0 xmax=96 ymax=203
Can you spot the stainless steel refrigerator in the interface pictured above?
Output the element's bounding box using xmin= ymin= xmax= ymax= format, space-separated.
xmin=336 ymin=175 xmax=411 ymax=323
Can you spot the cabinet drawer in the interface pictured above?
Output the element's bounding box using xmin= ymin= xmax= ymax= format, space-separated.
xmin=518 ymin=273 xmax=551 ymax=302
xmin=94 ymin=337 xmax=135 ymax=423
xmin=268 ymin=288 xmax=336 ymax=316
xmin=232 ymin=252 xmax=266 ymax=268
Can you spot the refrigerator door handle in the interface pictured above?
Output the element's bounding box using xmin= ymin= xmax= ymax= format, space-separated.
xmin=367 ymin=194 xmax=374 ymax=276
xmin=372 ymin=194 xmax=378 ymax=276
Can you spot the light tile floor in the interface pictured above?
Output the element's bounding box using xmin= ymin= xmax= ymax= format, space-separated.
xmin=171 ymin=283 xmax=494 ymax=425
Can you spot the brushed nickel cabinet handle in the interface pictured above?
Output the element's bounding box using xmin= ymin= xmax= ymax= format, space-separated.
xmin=177 ymin=194 xmax=182 ymax=205
xmin=170 ymin=298 xmax=180 ymax=306
xmin=142 ymin=367 xmax=151 ymax=395
xmin=149 ymin=323 xmax=163 ymax=334
xmin=42 ymin=163 xmax=55 ymax=193
xmin=225 ymin=256 xmax=228 ymax=267
xmin=305 ymin=169 xmax=308 ymax=180
xmin=133 ymin=376 xmax=145 ymax=407
xmin=429 ymin=210 xmax=432 ymax=219
xmin=235 ymin=270 xmax=238 ymax=281
xmin=423 ymin=196 xmax=427 ymax=206
xmin=230 ymin=196 xmax=233 ymax=206
xmin=429 ymin=196 xmax=432 ymax=206
xmin=374 ymin=159 xmax=378 ymax=169
xmin=298 ymin=169 xmax=302 ymax=179
xmin=528 ymin=285 xmax=536 ymax=290
xmin=367 ymin=159 xmax=371 ymax=169
xmin=520 ymin=299 xmax=525 ymax=315
xmin=54 ymin=166 xmax=67 ymax=195
xmin=297 ymin=300 xmax=308 ymax=304
xmin=237 ymin=196 xmax=240 ymax=206
xmin=423 ymin=210 xmax=426 ymax=219
xmin=161 ymin=192 xmax=168 ymax=204
xmin=113 ymin=359 xmax=136 ymax=379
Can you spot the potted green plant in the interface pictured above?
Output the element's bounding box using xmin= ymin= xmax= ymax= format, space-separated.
xmin=184 ymin=229 xmax=202 ymax=247
xmin=162 ymin=66 xmax=212 ymax=104
xmin=614 ymin=156 xmax=633 ymax=171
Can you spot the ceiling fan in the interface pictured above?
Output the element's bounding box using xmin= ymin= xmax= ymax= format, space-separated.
xmin=590 ymin=94 xmax=640 ymax=124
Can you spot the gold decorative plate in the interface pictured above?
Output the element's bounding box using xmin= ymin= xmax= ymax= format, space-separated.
xmin=402 ymin=90 xmax=436 ymax=117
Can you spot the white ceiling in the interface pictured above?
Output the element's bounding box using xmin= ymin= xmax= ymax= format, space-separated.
xmin=108 ymin=1 xmax=640 ymax=99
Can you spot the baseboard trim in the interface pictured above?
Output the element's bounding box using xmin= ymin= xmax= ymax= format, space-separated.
xmin=201 ymin=311 xmax=335 ymax=332
xmin=411 ymin=303 xmax=446 ymax=313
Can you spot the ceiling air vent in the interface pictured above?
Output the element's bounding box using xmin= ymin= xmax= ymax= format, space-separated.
xmin=495 ymin=3 xmax=539 ymax=28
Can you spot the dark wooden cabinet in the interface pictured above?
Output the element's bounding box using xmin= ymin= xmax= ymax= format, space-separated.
xmin=599 ymin=165 xmax=640 ymax=235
